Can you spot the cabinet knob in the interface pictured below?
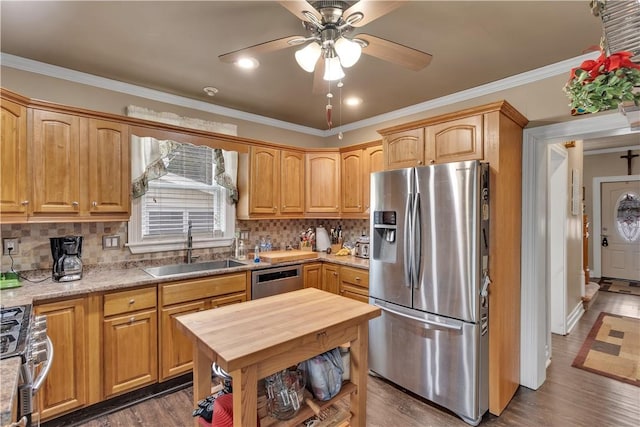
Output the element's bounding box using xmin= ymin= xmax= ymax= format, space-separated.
xmin=21 ymin=200 xmax=29 ymax=206
xmin=333 ymin=272 xmax=338 ymax=276
xmin=129 ymin=317 xmax=135 ymax=324
xmin=72 ymin=201 xmax=79 ymax=207
xmin=129 ymin=299 xmax=135 ymax=305
xmin=273 ymin=207 xmax=276 ymax=212
xmin=92 ymin=201 xmax=98 ymax=207
xmin=429 ymin=159 xmax=435 ymax=164
xmin=283 ymin=205 xmax=287 ymax=208
xmin=355 ymin=277 xmax=361 ymax=281
xmin=417 ymin=160 xmax=423 ymax=165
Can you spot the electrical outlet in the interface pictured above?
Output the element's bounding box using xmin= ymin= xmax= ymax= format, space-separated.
xmin=3 ymin=238 xmax=19 ymax=255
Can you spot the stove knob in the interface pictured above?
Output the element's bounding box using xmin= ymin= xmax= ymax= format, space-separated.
xmin=32 ymin=329 xmax=48 ymax=342
xmin=32 ymin=347 xmax=48 ymax=364
xmin=34 ymin=314 xmax=47 ymax=328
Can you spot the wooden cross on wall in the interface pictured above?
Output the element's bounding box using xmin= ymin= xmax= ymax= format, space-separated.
xmin=620 ymin=150 xmax=639 ymax=175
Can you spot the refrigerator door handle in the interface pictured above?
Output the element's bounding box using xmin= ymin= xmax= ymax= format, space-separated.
xmin=374 ymin=303 xmax=463 ymax=332
xmin=412 ymin=193 xmax=421 ymax=289
xmin=403 ymin=194 xmax=413 ymax=288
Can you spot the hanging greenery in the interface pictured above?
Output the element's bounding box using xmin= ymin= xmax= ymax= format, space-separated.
xmin=563 ymin=51 xmax=640 ymax=115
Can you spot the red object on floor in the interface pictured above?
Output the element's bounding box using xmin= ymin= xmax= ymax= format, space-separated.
xmin=196 ymin=394 xmax=260 ymax=427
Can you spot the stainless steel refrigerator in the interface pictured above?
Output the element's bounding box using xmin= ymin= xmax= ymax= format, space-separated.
xmin=368 ymin=160 xmax=490 ymax=426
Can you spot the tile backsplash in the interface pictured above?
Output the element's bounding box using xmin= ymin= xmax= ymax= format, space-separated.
xmin=1 ymin=218 xmax=369 ymax=273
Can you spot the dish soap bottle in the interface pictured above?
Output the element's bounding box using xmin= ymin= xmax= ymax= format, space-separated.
xmin=237 ymin=240 xmax=246 ymax=260
xmin=254 ymin=244 xmax=260 ymax=263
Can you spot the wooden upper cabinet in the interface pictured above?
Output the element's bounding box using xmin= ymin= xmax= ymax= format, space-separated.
xmin=363 ymin=144 xmax=384 ymax=213
xmin=425 ymin=115 xmax=483 ymax=164
xmin=87 ymin=119 xmax=130 ymax=214
xmin=341 ymin=149 xmax=364 ymax=213
xmin=305 ymin=152 xmax=340 ymax=214
xmin=0 ymin=99 xmax=28 ymax=219
xmin=280 ymin=150 xmax=305 ymax=214
xmin=32 ymin=110 xmax=82 ymax=215
xmin=249 ymin=146 xmax=279 ymax=214
xmin=383 ymin=129 xmax=424 ymax=169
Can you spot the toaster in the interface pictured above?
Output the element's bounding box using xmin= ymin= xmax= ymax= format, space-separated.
xmin=354 ymin=237 xmax=370 ymax=259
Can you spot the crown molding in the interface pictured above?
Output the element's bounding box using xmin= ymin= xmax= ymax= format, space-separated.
xmin=584 ymin=144 xmax=640 ymax=155
xmin=1 ymin=51 xmax=599 ymax=137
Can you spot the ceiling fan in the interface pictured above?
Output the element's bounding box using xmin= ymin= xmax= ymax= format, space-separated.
xmin=218 ymin=0 xmax=433 ymax=93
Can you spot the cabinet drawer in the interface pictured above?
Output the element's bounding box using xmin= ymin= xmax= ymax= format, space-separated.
xmin=104 ymin=286 xmax=157 ymax=317
xmin=161 ymin=273 xmax=247 ymax=306
xmin=340 ymin=266 xmax=369 ymax=289
xmin=209 ymin=292 xmax=246 ymax=308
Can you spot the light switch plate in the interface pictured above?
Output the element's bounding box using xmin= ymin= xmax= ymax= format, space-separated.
xmin=102 ymin=235 xmax=121 ymax=250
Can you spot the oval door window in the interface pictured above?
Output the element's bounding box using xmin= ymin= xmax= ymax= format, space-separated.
xmin=615 ymin=192 xmax=640 ymax=243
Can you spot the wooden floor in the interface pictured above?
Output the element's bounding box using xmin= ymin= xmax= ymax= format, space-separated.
xmin=68 ymin=291 xmax=640 ymax=427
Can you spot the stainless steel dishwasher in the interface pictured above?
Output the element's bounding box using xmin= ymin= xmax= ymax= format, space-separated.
xmin=251 ymin=265 xmax=303 ymax=299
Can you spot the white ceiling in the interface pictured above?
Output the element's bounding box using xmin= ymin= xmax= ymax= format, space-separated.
xmin=0 ymin=1 xmax=605 ymax=130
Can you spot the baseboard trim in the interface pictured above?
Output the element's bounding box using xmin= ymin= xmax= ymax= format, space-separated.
xmin=566 ymin=302 xmax=585 ymax=335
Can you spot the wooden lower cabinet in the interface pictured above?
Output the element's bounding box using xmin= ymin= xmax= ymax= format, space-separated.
xmin=321 ymin=264 xmax=340 ymax=294
xmin=303 ymin=262 xmax=322 ymax=289
xmin=159 ymin=273 xmax=248 ymax=381
xmin=103 ymin=308 xmax=158 ymax=397
xmin=35 ymin=298 xmax=88 ymax=421
xmin=339 ymin=266 xmax=369 ymax=303
xmin=102 ymin=286 xmax=158 ymax=398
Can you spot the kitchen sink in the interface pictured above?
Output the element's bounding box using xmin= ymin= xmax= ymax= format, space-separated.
xmin=143 ymin=259 xmax=246 ymax=278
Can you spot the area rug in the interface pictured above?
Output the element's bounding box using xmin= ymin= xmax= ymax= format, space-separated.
xmin=572 ymin=312 xmax=640 ymax=387
xmin=598 ymin=278 xmax=640 ymax=296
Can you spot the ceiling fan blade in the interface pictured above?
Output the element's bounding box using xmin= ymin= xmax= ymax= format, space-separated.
xmin=218 ymin=36 xmax=302 ymax=64
xmin=278 ymin=0 xmax=322 ymax=24
xmin=357 ymin=33 xmax=433 ymax=71
xmin=343 ymin=0 xmax=406 ymax=27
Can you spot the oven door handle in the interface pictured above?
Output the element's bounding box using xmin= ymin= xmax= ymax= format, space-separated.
xmin=31 ymin=336 xmax=54 ymax=394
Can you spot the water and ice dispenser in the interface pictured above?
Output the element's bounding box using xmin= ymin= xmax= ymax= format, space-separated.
xmin=372 ymin=211 xmax=397 ymax=262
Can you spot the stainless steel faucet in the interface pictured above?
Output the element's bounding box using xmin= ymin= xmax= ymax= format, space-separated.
xmin=186 ymin=220 xmax=193 ymax=264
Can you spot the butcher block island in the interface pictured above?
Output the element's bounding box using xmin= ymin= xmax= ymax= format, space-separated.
xmin=176 ymin=288 xmax=381 ymax=427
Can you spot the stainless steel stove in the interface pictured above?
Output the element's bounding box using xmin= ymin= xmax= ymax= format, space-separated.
xmin=1 ymin=304 xmax=32 ymax=360
xmin=1 ymin=304 xmax=53 ymax=426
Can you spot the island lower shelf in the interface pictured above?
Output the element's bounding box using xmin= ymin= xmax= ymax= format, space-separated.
xmin=196 ymin=381 xmax=355 ymax=427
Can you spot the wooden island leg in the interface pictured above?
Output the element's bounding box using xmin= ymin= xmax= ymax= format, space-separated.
xmin=231 ymin=364 xmax=258 ymax=427
xmin=193 ymin=343 xmax=213 ymax=427
xmin=350 ymin=322 xmax=369 ymax=427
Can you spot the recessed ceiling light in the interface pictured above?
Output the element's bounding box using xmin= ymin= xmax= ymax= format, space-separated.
xmin=203 ymin=86 xmax=218 ymax=96
xmin=344 ymin=96 xmax=362 ymax=107
xmin=234 ymin=57 xmax=259 ymax=69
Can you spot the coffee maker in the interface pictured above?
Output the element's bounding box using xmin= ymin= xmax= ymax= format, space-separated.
xmin=50 ymin=236 xmax=83 ymax=282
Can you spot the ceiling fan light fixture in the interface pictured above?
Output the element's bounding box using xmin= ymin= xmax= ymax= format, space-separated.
xmin=295 ymin=42 xmax=321 ymax=72
xmin=334 ymin=37 xmax=361 ymax=68
xmin=323 ymin=55 xmax=345 ymax=81
xmin=234 ymin=57 xmax=259 ymax=69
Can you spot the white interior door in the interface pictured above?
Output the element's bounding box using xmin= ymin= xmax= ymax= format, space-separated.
xmin=601 ymin=181 xmax=640 ymax=280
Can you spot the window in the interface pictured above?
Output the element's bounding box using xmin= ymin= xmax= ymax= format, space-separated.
xmin=128 ymin=140 xmax=235 ymax=254
xmin=615 ymin=192 xmax=640 ymax=243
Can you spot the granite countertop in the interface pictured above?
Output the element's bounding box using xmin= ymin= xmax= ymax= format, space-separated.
xmin=0 ymin=254 xmax=368 ymax=308
xmin=0 ymin=357 xmax=21 ymax=426
xmin=0 ymin=253 xmax=368 ymax=423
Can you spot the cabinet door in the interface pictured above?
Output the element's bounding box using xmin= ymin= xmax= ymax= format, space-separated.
xmin=341 ymin=150 xmax=364 ymax=213
xmin=35 ymin=298 xmax=87 ymax=421
xmin=305 ymin=152 xmax=340 ymax=213
xmin=363 ymin=144 xmax=384 ymax=214
xmin=0 ymin=99 xmax=28 ymax=219
xmin=339 ymin=266 xmax=369 ymax=302
xmin=280 ymin=150 xmax=305 ymax=214
xmin=383 ymin=129 xmax=424 ymax=169
xmin=32 ymin=110 xmax=81 ymax=214
xmin=250 ymin=147 xmax=279 ymax=214
xmin=159 ymin=300 xmax=206 ymax=381
xmin=87 ymin=119 xmax=130 ymax=215
xmin=425 ymin=115 xmax=483 ymax=164
xmin=103 ymin=309 xmax=158 ymax=397
xmin=303 ymin=262 xmax=322 ymax=289
xmin=321 ymin=263 xmax=340 ymax=294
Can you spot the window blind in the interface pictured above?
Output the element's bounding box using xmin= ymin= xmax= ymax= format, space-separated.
xmin=141 ymin=144 xmax=225 ymax=237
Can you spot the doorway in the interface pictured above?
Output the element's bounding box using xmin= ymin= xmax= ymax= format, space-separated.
xmin=521 ymin=111 xmax=636 ymax=390
xmin=596 ymin=179 xmax=640 ymax=280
